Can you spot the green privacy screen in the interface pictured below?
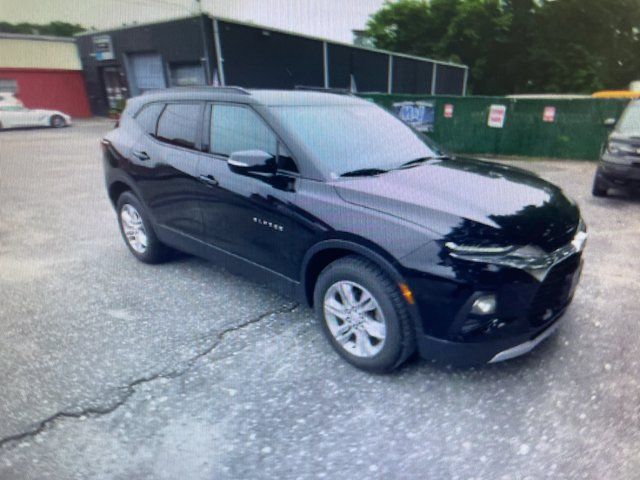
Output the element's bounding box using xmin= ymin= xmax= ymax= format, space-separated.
xmin=362 ymin=94 xmax=629 ymax=160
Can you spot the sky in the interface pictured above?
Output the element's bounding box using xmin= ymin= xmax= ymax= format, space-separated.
xmin=1 ymin=0 xmax=386 ymax=43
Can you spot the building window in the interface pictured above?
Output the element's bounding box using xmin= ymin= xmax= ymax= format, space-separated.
xmin=0 ymin=79 xmax=18 ymax=94
xmin=169 ymin=62 xmax=206 ymax=87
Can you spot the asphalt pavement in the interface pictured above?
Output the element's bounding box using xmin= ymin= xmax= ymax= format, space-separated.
xmin=0 ymin=120 xmax=639 ymax=479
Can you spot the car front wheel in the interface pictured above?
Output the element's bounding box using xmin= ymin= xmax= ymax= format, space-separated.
xmin=313 ymin=255 xmax=416 ymax=372
xmin=116 ymin=191 xmax=169 ymax=264
xmin=50 ymin=115 xmax=66 ymax=128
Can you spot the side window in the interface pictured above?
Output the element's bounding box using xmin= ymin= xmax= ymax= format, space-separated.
xmin=135 ymin=103 xmax=164 ymax=136
xmin=210 ymin=104 xmax=277 ymax=157
xmin=156 ymin=103 xmax=201 ymax=150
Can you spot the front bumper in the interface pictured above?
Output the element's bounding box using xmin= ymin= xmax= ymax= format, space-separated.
xmin=401 ymin=239 xmax=584 ymax=367
xmin=488 ymin=319 xmax=561 ymax=363
xmin=414 ymin=306 xmax=567 ymax=366
xmin=596 ymin=160 xmax=640 ymax=191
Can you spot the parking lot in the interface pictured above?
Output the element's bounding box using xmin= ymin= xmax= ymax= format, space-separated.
xmin=1 ymin=120 xmax=639 ymax=479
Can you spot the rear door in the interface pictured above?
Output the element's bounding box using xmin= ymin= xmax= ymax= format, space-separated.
xmin=131 ymin=102 xmax=205 ymax=239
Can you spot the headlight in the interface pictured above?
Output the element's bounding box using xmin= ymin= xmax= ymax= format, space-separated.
xmin=446 ymin=242 xmax=546 ymax=268
xmin=444 ymin=243 xmax=515 ymax=255
xmin=607 ymin=140 xmax=634 ymax=155
xmin=445 ymin=218 xmax=587 ymax=274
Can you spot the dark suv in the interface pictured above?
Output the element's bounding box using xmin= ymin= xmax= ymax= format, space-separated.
xmin=102 ymin=87 xmax=586 ymax=372
xmin=593 ymin=99 xmax=640 ymax=197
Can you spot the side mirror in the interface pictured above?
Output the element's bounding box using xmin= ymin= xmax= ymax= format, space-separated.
xmin=228 ymin=150 xmax=276 ymax=175
xmin=604 ymin=117 xmax=617 ymax=128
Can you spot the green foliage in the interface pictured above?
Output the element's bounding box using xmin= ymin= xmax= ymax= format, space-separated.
xmin=365 ymin=0 xmax=640 ymax=94
xmin=0 ymin=21 xmax=85 ymax=37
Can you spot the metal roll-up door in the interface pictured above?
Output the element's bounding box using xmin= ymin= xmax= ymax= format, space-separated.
xmin=128 ymin=52 xmax=166 ymax=94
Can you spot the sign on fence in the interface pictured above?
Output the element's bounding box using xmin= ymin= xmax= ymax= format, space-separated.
xmin=543 ymin=106 xmax=556 ymax=122
xmin=444 ymin=104 xmax=454 ymax=118
xmin=393 ymin=101 xmax=435 ymax=132
xmin=488 ymin=104 xmax=507 ymax=128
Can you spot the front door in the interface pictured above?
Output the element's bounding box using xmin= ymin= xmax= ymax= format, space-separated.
xmin=197 ymin=103 xmax=306 ymax=278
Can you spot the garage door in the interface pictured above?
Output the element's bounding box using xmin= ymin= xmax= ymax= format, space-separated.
xmin=128 ymin=52 xmax=166 ymax=94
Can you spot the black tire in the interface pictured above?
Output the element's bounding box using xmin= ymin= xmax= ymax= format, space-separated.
xmin=50 ymin=115 xmax=66 ymax=128
xmin=592 ymin=177 xmax=607 ymax=197
xmin=116 ymin=191 xmax=170 ymax=264
xmin=313 ymin=255 xmax=416 ymax=372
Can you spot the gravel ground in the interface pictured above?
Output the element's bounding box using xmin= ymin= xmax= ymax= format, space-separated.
xmin=1 ymin=120 xmax=639 ymax=479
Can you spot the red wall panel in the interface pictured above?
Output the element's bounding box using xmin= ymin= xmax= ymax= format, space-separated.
xmin=0 ymin=68 xmax=92 ymax=118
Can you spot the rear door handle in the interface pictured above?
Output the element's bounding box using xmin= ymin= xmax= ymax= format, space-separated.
xmin=199 ymin=174 xmax=218 ymax=187
xmin=132 ymin=150 xmax=150 ymax=161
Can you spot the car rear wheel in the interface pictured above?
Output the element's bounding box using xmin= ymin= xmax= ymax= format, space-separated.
xmin=313 ymin=255 xmax=416 ymax=372
xmin=50 ymin=115 xmax=66 ymax=128
xmin=116 ymin=191 xmax=170 ymax=264
xmin=592 ymin=177 xmax=607 ymax=197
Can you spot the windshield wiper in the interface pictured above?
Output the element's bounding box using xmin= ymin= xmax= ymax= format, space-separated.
xmin=340 ymin=168 xmax=389 ymax=177
xmin=399 ymin=155 xmax=448 ymax=169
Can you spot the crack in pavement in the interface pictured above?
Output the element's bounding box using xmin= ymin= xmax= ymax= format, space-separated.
xmin=0 ymin=302 xmax=300 ymax=451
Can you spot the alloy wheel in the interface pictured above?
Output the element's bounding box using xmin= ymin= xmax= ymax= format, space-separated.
xmin=323 ymin=280 xmax=387 ymax=358
xmin=120 ymin=203 xmax=148 ymax=253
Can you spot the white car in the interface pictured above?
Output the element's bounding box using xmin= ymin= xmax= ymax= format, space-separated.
xmin=0 ymin=98 xmax=71 ymax=130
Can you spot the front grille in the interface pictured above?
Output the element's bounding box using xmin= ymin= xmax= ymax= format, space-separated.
xmin=528 ymin=253 xmax=581 ymax=327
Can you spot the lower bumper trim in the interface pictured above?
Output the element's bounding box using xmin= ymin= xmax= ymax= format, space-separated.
xmin=488 ymin=321 xmax=560 ymax=363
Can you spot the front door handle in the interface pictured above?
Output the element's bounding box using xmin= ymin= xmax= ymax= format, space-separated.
xmin=132 ymin=150 xmax=150 ymax=161
xmin=199 ymin=174 xmax=218 ymax=187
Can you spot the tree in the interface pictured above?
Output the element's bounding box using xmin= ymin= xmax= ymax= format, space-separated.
xmin=527 ymin=0 xmax=640 ymax=92
xmin=365 ymin=0 xmax=640 ymax=94
xmin=365 ymin=0 xmax=511 ymax=94
xmin=365 ymin=0 xmax=436 ymax=55
xmin=0 ymin=21 xmax=85 ymax=37
xmin=437 ymin=0 xmax=511 ymax=94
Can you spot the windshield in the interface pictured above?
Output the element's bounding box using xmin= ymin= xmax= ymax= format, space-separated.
xmin=615 ymin=101 xmax=640 ymax=136
xmin=271 ymin=104 xmax=440 ymax=178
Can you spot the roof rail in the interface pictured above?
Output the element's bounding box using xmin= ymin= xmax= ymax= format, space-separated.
xmin=143 ymin=85 xmax=252 ymax=95
xmin=214 ymin=85 xmax=251 ymax=95
xmin=294 ymin=85 xmax=353 ymax=95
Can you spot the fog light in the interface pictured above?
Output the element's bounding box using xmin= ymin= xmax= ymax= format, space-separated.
xmin=471 ymin=295 xmax=496 ymax=315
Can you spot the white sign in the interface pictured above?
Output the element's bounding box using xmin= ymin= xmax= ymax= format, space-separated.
xmin=444 ymin=103 xmax=454 ymax=118
xmin=93 ymin=35 xmax=114 ymax=61
xmin=543 ymin=106 xmax=556 ymax=122
xmin=488 ymin=104 xmax=507 ymax=128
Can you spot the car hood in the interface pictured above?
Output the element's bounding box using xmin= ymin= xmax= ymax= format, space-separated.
xmin=332 ymin=157 xmax=580 ymax=252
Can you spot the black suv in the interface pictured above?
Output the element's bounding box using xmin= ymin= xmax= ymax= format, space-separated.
xmin=102 ymin=87 xmax=586 ymax=372
xmin=593 ymin=99 xmax=640 ymax=197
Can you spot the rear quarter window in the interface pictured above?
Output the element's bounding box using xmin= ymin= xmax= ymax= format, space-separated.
xmin=135 ymin=103 xmax=165 ymax=136
xmin=156 ymin=103 xmax=202 ymax=150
